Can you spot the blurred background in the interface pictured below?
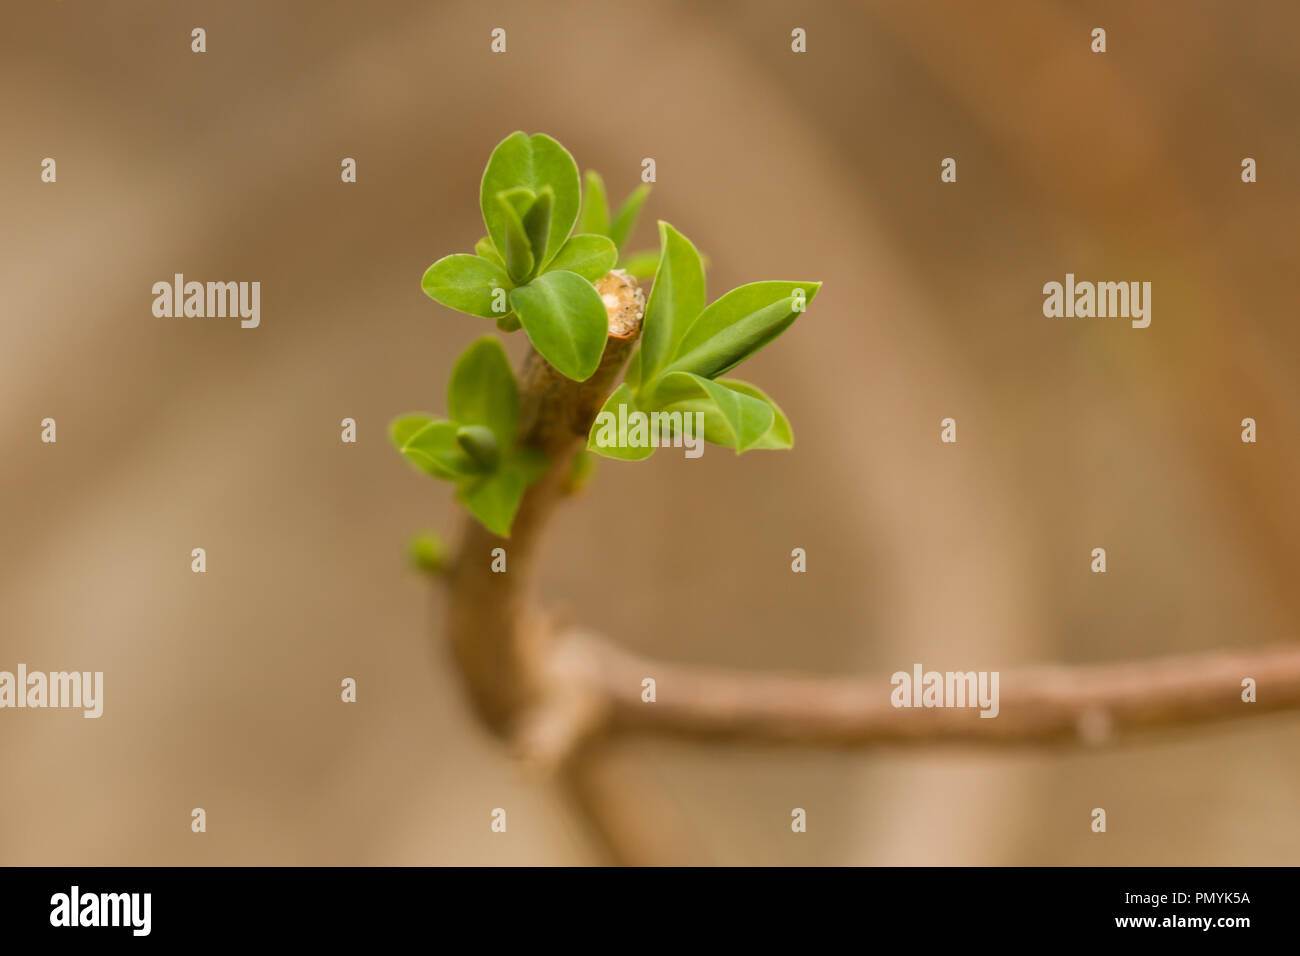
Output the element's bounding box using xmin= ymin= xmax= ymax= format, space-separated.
xmin=1 ymin=0 xmax=1297 ymax=865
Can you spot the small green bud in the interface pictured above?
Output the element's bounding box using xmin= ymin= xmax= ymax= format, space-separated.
xmin=408 ymin=532 xmax=446 ymax=574
xmin=456 ymin=425 xmax=499 ymax=470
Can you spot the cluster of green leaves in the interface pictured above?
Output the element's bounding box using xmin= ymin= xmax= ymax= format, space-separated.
xmin=397 ymin=131 xmax=821 ymax=538
xmin=421 ymin=132 xmax=653 ymax=383
xmin=589 ymin=223 xmax=819 ymax=458
xmin=390 ymin=337 xmax=545 ymax=536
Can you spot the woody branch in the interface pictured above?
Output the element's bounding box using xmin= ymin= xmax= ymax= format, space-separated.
xmin=438 ymin=270 xmax=1300 ymax=859
xmin=561 ymin=635 xmax=1300 ymax=749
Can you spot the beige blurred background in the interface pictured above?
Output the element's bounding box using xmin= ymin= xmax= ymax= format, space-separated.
xmin=2 ymin=0 xmax=1297 ymax=865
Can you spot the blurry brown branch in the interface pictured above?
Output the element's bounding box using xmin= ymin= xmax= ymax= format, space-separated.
xmin=564 ymin=634 xmax=1300 ymax=750
xmin=439 ymin=270 xmax=1300 ymax=863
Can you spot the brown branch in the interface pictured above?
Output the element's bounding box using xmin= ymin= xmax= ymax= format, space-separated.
xmin=566 ymin=635 xmax=1300 ymax=750
xmin=437 ymin=269 xmax=1300 ymax=863
xmin=444 ymin=270 xmax=644 ymax=738
xmin=560 ymin=741 xmax=713 ymax=866
xmin=442 ymin=271 xmax=664 ymax=863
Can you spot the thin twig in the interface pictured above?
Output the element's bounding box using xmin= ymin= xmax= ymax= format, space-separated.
xmin=560 ymin=741 xmax=712 ymax=866
xmin=565 ymin=635 xmax=1300 ymax=750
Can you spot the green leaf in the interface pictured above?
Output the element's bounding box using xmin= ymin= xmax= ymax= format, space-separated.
xmin=480 ymin=132 xmax=580 ymax=273
xmin=475 ymin=235 xmax=505 ymax=269
xmin=623 ymin=348 xmax=644 ymax=392
xmin=579 ymin=170 xmax=609 ymax=237
xmin=609 ymin=184 xmax=651 ymax=253
xmin=586 ymin=384 xmax=654 ymax=460
xmin=456 ymin=424 xmax=499 ymax=470
xmin=457 ymin=448 xmax=548 ymax=537
xmin=522 ymin=186 xmax=554 ymax=270
xmin=509 ymin=270 xmax=608 ymax=382
xmin=544 ymin=234 xmax=618 ymax=281
xmin=387 ymin=413 xmax=439 ymax=455
xmin=391 ymin=417 xmax=482 ymax=479
xmin=390 ymin=413 xmax=435 ymax=449
xmin=498 ymin=185 xmax=536 ymax=215
xmin=421 ymin=254 xmax=511 ymax=319
xmin=654 ymin=371 xmax=775 ymax=453
xmin=662 ymin=281 xmax=821 ymax=381
xmin=446 ymin=336 xmax=518 ymax=447
xmin=638 ymin=222 xmax=706 ymax=387
xmin=715 ymin=379 xmax=793 ymax=449
xmin=496 ymin=191 xmax=535 ymax=283
xmin=617 ymin=248 xmax=659 ymax=281
xmin=458 ymin=469 xmax=525 ymax=537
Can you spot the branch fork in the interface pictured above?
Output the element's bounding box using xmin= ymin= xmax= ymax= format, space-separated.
xmin=434 ymin=270 xmax=1300 ymax=860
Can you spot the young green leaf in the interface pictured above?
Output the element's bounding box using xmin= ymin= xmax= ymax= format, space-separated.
xmin=638 ymin=222 xmax=706 ymax=387
xmin=391 ymin=418 xmax=483 ymax=479
xmin=496 ymin=191 xmax=535 ymax=283
xmin=609 ymin=184 xmax=651 ymax=253
xmin=623 ymin=349 xmax=644 ymax=393
xmin=390 ymin=414 xmax=435 ymax=449
xmin=421 ymin=254 xmax=512 ymax=319
xmin=480 ymin=132 xmax=580 ymax=272
xmin=458 ymin=469 xmax=525 ymax=537
xmin=715 ymin=379 xmax=793 ymax=449
xmin=578 ymin=170 xmax=610 ymax=237
xmin=456 ymin=424 xmax=500 ymax=470
xmin=457 ymin=448 xmax=548 ymax=537
xmin=522 ymin=186 xmax=554 ymax=270
xmin=475 ymin=235 xmax=505 ymax=269
xmin=446 ymin=336 xmax=518 ymax=447
xmin=498 ymin=185 xmax=537 ymax=215
xmin=544 ymin=234 xmax=618 ymax=281
xmin=586 ymin=384 xmax=655 ymax=461
xmin=654 ymin=371 xmax=775 ymax=453
xmin=508 ymin=270 xmax=609 ymax=382
xmin=662 ymin=281 xmax=821 ymax=381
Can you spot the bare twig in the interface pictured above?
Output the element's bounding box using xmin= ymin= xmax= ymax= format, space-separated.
xmin=566 ymin=634 xmax=1300 ymax=750
xmin=561 ymin=741 xmax=712 ymax=866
